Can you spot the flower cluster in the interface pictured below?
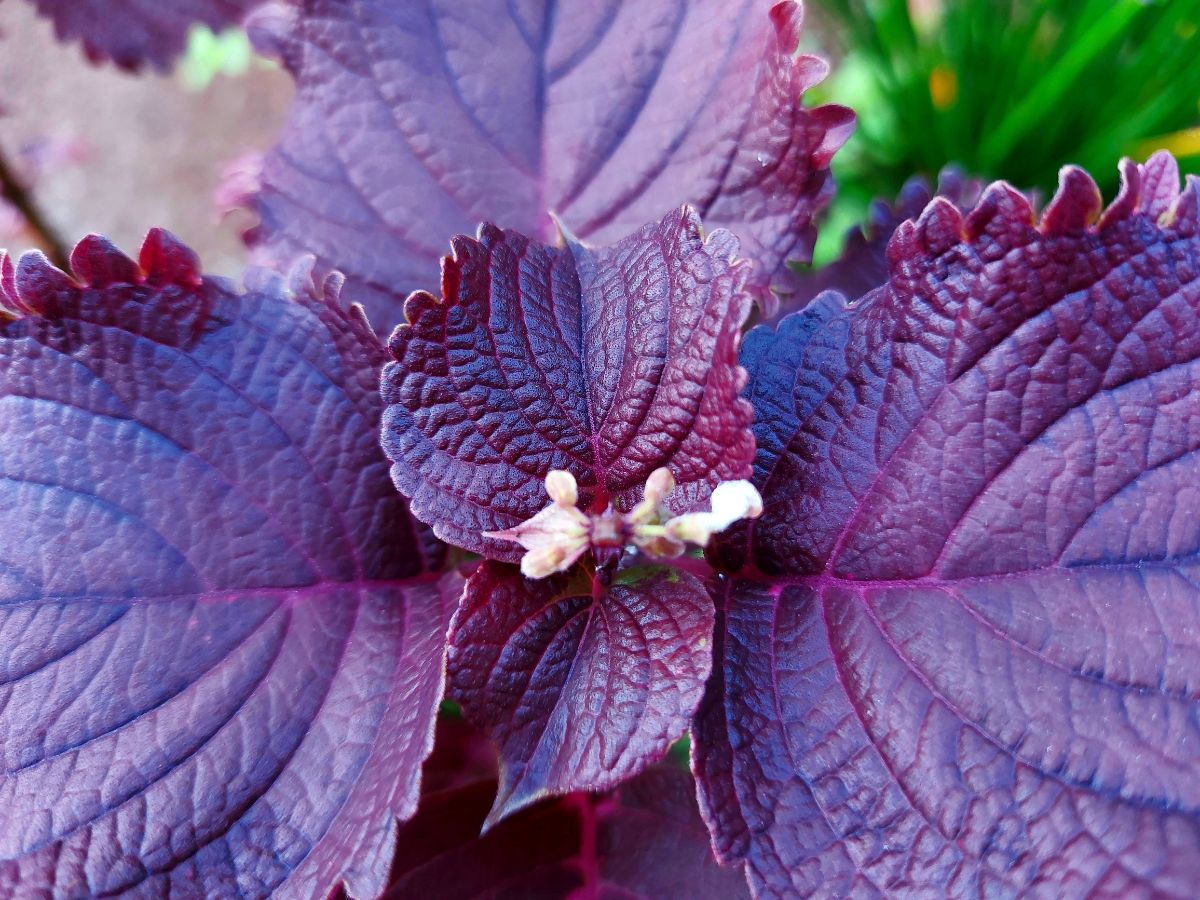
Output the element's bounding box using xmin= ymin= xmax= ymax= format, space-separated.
xmin=486 ymin=468 xmax=763 ymax=578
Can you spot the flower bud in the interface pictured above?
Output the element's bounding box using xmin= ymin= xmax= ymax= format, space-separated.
xmin=544 ymin=469 xmax=578 ymax=507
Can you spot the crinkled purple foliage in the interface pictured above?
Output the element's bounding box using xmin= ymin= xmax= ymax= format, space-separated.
xmin=381 ymin=205 xmax=753 ymax=826
xmin=0 ymin=231 xmax=458 ymax=898
xmin=24 ymin=0 xmax=258 ymax=70
xmin=697 ymin=153 xmax=1200 ymax=896
xmin=781 ymin=166 xmax=984 ymax=319
xmin=381 ymin=206 xmax=755 ymax=561
xmin=448 ymin=562 xmax=713 ymax=824
xmin=7 ymin=0 xmax=1200 ymax=894
xmin=244 ymin=0 xmax=853 ymax=328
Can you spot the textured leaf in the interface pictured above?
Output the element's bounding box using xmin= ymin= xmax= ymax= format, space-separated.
xmin=780 ymin=166 xmax=984 ymax=320
xmin=380 ymin=717 xmax=749 ymax=900
xmin=697 ymin=154 xmax=1200 ymax=896
xmin=0 ymin=231 xmax=457 ymax=898
xmin=245 ymin=0 xmax=853 ymax=328
xmin=24 ymin=0 xmax=258 ymax=71
xmin=381 ymin=207 xmax=755 ymax=561
xmin=447 ymin=561 xmax=713 ymax=824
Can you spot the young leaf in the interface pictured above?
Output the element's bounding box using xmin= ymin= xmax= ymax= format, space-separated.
xmin=381 ymin=207 xmax=755 ymax=561
xmin=697 ymin=154 xmax=1200 ymax=895
xmin=447 ymin=562 xmax=713 ymax=825
xmin=244 ymin=0 xmax=853 ymax=327
xmin=0 ymin=232 xmax=456 ymax=898
xmin=380 ymin=717 xmax=749 ymax=899
xmin=24 ymin=0 xmax=258 ymax=71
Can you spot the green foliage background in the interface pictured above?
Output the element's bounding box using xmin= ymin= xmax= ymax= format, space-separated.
xmin=807 ymin=0 xmax=1200 ymax=263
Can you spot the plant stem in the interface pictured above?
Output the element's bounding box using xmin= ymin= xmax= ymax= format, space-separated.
xmin=0 ymin=142 xmax=69 ymax=269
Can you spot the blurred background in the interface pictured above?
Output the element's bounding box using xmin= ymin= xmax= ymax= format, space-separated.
xmin=805 ymin=0 xmax=1200 ymax=263
xmin=1 ymin=0 xmax=1198 ymax=273
xmin=0 ymin=0 xmax=291 ymax=276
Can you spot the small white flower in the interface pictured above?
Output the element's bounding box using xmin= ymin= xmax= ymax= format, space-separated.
xmin=663 ymin=479 xmax=762 ymax=546
xmin=484 ymin=468 xmax=763 ymax=579
xmin=483 ymin=471 xmax=589 ymax=578
xmin=627 ymin=467 xmax=675 ymax=525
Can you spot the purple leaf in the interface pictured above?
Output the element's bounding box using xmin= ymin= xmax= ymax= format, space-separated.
xmin=381 ymin=717 xmax=749 ymax=899
xmin=697 ymin=153 xmax=1200 ymax=895
xmin=245 ymin=0 xmax=853 ymax=328
xmin=0 ymin=231 xmax=458 ymax=898
xmin=24 ymin=0 xmax=258 ymax=71
xmin=447 ymin=561 xmax=713 ymax=824
xmin=779 ymin=166 xmax=984 ymax=320
xmin=381 ymin=206 xmax=755 ymax=562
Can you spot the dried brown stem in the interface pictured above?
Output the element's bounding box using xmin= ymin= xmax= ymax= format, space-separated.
xmin=0 ymin=143 xmax=70 ymax=269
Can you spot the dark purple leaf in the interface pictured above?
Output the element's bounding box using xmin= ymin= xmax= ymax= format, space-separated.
xmin=697 ymin=153 xmax=1200 ymax=895
xmin=380 ymin=717 xmax=749 ymax=900
xmin=24 ymin=0 xmax=259 ymax=71
xmin=447 ymin=561 xmax=713 ymax=824
xmin=0 ymin=231 xmax=458 ymax=898
xmin=416 ymin=715 xmax=501 ymax=797
xmin=381 ymin=206 xmax=755 ymax=561
xmin=780 ymin=166 xmax=984 ymax=319
xmin=244 ymin=0 xmax=854 ymax=328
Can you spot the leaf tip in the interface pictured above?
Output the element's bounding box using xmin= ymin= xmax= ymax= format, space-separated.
xmin=547 ymin=211 xmax=582 ymax=248
xmin=914 ymin=197 xmax=965 ymax=256
xmin=769 ymin=1 xmax=835 ymax=90
xmin=480 ymin=774 xmax=546 ymax=835
xmin=0 ymin=251 xmax=17 ymax=318
xmin=1039 ymin=165 xmax=1102 ymax=234
xmin=962 ymin=181 xmax=1035 ymax=242
xmin=14 ymin=249 xmax=75 ymax=314
xmin=887 ymin=214 xmax=949 ymax=273
xmin=768 ymin=1 xmax=805 ymax=49
xmin=808 ymin=104 xmax=857 ymax=167
xmin=139 ymin=227 xmax=203 ymax=288
xmin=1140 ymin=150 xmax=1182 ymax=220
xmin=70 ymin=233 xmax=141 ymax=288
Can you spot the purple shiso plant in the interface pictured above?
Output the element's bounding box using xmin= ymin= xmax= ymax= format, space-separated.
xmin=3 ymin=1 xmax=1200 ymax=897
